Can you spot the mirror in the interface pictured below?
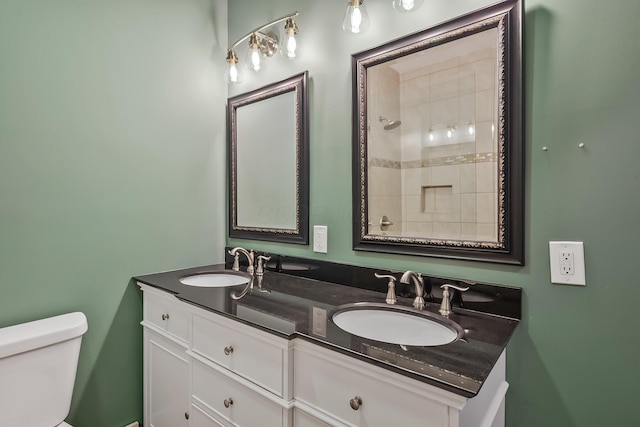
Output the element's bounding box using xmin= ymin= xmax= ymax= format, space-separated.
xmin=352 ymin=0 xmax=523 ymax=264
xmin=228 ymin=71 xmax=309 ymax=244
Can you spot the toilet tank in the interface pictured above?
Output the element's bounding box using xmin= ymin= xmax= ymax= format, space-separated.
xmin=0 ymin=312 xmax=88 ymax=427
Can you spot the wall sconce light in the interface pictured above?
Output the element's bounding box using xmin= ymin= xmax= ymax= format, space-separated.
xmin=343 ymin=0 xmax=369 ymax=34
xmin=225 ymin=12 xmax=300 ymax=84
xmin=392 ymin=0 xmax=424 ymax=13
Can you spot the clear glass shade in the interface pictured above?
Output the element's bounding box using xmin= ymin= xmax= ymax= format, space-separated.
xmin=225 ymin=51 xmax=243 ymax=84
xmin=280 ymin=19 xmax=299 ymax=59
xmin=343 ymin=1 xmax=369 ymax=34
xmin=246 ymin=37 xmax=264 ymax=72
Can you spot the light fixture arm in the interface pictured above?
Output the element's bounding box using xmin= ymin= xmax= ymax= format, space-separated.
xmin=227 ymin=11 xmax=299 ymax=53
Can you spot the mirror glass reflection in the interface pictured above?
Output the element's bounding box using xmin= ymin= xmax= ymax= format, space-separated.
xmin=236 ymin=91 xmax=297 ymax=229
xmin=367 ymin=29 xmax=499 ymax=242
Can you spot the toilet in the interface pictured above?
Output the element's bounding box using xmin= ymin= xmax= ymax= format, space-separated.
xmin=0 ymin=312 xmax=88 ymax=427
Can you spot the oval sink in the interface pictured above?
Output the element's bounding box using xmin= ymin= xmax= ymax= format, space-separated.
xmin=332 ymin=303 xmax=463 ymax=347
xmin=179 ymin=271 xmax=251 ymax=288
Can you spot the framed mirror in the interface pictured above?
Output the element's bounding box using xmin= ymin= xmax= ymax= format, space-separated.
xmin=228 ymin=71 xmax=309 ymax=244
xmin=352 ymin=0 xmax=523 ymax=264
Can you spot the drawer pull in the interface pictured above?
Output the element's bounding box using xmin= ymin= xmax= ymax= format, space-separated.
xmin=349 ymin=396 xmax=363 ymax=410
xmin=224 ymin=345 xmax=234 ymax=355
xmin=184 ymin=412 xmax=189 ymax=420
xmin=161 ymin=313 xmax=170 ymax=321
xmin=224 ymin=398 xmax=234 ymax=408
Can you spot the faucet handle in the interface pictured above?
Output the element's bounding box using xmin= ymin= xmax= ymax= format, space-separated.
xmin=230 ymin=252 xmax=240 ymax=271
xmin=439 ymin=284 xmax=469 ymax=316
xmin=256 ymin=255 xmax=271 ymax=276
xmin=374 ymin=273 xmax=397 ymax=305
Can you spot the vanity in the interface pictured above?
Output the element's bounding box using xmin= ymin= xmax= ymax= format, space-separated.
xmin=135 ymin=255 xmax=520 ymax=427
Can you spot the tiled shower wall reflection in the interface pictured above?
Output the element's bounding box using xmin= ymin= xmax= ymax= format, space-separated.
xmin=368 ymin=62 xmax=403 ymax=235
xmin=368 ymin=45 xmax=498 ymax=242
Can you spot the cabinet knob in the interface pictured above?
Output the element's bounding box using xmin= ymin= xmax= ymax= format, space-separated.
xmin=184 ymin=412 xmax=189 ymax=420
xmin=349 ymin=396 xmax=363 ymax=410
xmin=224 ymin=345 xmax=234 ymax=355
xmin=161 ymin=313 xmax=170 ymax=321
xmin=224 ymin=397 xmax=234 ymax=408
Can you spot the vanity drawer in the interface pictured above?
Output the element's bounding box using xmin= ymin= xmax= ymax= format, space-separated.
xmin=293 ymin=342 xmax=450 ymax=427
xmin=142 ymin=287 xmax=189 ymax=343
xmin=191 ymin=310 xmax=288 ymax=397
xmin=192 ymin=359 xmax=286 ymax=427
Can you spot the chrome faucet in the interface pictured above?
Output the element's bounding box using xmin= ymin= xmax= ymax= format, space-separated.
xmin=400 ymin=271 xmax=425 ymax=309
xmin=228 ymin=247 xmax=255 ymax=274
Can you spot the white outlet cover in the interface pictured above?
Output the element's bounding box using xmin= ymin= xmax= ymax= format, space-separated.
xmin=549 ymin=241 xmax=586 ymax=286
xmin=313 ymin=225 xmax=328 ymax=253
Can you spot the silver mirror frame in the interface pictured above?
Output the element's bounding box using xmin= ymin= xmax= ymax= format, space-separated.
xmin=228 ymin=71 xmax=309 ymax=244
xmin=352 ymin=0 xmax=523 ymax=264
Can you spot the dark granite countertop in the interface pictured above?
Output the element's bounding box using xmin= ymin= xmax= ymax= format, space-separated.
xmin=134 ymin=262 xmax=520 ymax=398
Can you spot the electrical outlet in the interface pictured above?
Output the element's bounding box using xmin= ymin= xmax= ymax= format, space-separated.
xmin=559 ymin=251 xmax=575 ymax=275
xmin=313 ymin=225 xmax=328 ymax=253
xmin=549 ymin=241 xmax=586 ymax=286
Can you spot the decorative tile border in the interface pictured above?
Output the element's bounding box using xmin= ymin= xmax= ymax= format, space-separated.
xmin=369 ymin=152 xmax=498 ymax=169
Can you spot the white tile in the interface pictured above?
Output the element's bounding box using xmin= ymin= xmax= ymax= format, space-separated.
xmin=476 ymin=193 xmax=496 ymax=223
xmin=431 ymin=165 xmax=460 ymax=190
xmin=475 ymin=89 xmax=495 ymax=123
xmin=460 ymin=193 xmax=477 ymax=222
xmin=475 ymin=58 xmax=495 ymax=91
xmin=460 ymin=164 xmax=476 ymax=193
xmin=476 ymin=162 xmax=497 ymax=193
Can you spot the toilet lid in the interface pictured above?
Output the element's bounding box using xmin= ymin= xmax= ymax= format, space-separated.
xmin=58 ymin=422 xmax=72 ymax=427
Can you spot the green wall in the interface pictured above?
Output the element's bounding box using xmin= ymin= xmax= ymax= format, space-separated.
xmin=0 ymin=1 xmax=227 ymax=426
xmin=228 ymin=0 xmax=640 ymax=425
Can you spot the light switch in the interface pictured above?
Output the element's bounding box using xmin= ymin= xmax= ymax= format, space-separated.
xmin=313 ymin=225 xmax=328 ymax=253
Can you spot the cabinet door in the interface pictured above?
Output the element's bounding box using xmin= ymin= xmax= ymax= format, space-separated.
xmin=146 ymin=330 xmax=190 ymax=427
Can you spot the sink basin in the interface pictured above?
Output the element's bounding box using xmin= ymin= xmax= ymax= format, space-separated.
xmin=332 ymin=303 xmax=463 ymax=347
xmin=179 ymin=271 xmax=251 ymax=288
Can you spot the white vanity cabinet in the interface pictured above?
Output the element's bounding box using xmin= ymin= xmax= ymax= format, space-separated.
xmin=140 ymin=284 xmax=507 ymax=427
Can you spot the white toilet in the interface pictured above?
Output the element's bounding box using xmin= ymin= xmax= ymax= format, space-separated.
xmin=0 ymin=312 xmax=88 ymax=427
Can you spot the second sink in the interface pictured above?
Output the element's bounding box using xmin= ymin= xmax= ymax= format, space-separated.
xmin=179 ymin=271 xmax=251 ymax=288
xmin=332 ymin=302 xmax=463 ymax=347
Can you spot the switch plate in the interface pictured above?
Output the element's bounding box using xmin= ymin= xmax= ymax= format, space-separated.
xmin=549 ymin=241 xmax=586 ymax=286
xmin=313 ymin=225 xmax=328 ymax=253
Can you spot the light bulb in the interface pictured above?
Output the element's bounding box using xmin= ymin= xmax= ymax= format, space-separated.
xmin=343 ymin=0 xmax=369 ymax=34
xmin=447 ymin=128 xmax=453 ymax=139
xmin=393 ymin=0 xmax=423 ymax=12
xmin=428 ymin=129 xmax=434 ymax=142
xmin=225 ymin=50 xmax=243 ymax=84
xmin=468 ymin=124 xmax=475 ymax=135
xmin=246 ymin=34 xmax=263 ymax=72
xmin=280 ymin=18 xmax=299 ymax=59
